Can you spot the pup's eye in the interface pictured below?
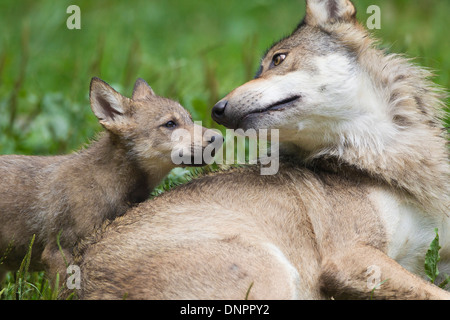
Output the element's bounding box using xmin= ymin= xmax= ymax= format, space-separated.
xmin=164 ymin=121 xmax=177 ymax=128
xmin=272 ymin=53 xmax=286 ymax=67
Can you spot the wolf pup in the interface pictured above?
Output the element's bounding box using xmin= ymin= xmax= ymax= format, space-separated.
xmin=0 ymin=77 xmax=222 ymax=279
xmin=76 ymin=0 xmax=449 ymax=299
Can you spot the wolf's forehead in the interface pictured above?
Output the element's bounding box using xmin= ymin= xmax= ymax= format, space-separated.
xmin=264 ymin=25 xmax=343 ymax=59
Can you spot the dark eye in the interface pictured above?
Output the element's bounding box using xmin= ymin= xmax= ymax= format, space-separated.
xmin=272 ymin=53 xmax=286 ymax=67
xmin=164 ymin=120 xmax=177 ymax=128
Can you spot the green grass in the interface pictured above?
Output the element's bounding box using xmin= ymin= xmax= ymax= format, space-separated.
xmin=0 ymin=0 xmax=448 ymax=155
xmin=0 ymin=271 xmax=61 ymax=300
xmin=425 ymin=228 xmax=450 ymax=289
xmin=0 ymin=0 xmax=449 ymax=299
xmin=0 ymin=235 xmax=63 ymax=300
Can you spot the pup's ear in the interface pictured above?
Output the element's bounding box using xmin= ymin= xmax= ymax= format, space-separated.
xmin=304 ymin=0 xmax=356 ymax=26
xmin=132 ymin=78 xmax=155 ymax=100
xmin=89 ymin=77 xmax=131 ymax=132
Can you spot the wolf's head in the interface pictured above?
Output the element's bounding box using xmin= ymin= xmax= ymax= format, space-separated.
xmin=90 ymin=77 xmax=222 ymax=171
xmin=212 ymin=0 xmax=445 ymax=155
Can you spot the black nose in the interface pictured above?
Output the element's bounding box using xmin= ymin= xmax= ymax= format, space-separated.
xmin=212 ymin=100 xmax=228 ymax=119
xmin=209 ymin=135 xmax=224 ymax=144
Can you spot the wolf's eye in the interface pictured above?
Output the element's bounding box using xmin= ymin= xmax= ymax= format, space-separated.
xmin=272 ymin=53 xmax=286 ymax=67
xmin=164 ymin=120 xmax=177 ymax=128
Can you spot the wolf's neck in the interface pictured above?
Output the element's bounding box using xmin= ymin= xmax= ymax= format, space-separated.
xmin=306 ymin=123 xmax=449 ymax=216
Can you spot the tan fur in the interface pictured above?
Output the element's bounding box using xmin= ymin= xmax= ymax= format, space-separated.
xmin=310 ymin=11 xmax=449 ymax=217
xmin=74 ymin=162 xmax=448 ymax=300
xmin=215 ymin=3 xmax=449 ymax=217
xmin=74 ymin=0 xmax=449 ymax=299
xmin=0 ymin=77 xmax=221 ymax=280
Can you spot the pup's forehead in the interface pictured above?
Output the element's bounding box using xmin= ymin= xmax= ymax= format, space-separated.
xmin=133 ymin=96 xmax=193 ymax=122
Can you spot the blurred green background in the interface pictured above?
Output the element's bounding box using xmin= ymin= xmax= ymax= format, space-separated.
xmin=0 ymin=0 xmax=448 ymax=157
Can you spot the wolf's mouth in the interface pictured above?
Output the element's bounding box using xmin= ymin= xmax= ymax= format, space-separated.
xmin=263 ymin=95 xmax=302 ymax=112
xmin=238 ymin=95 xmax=301 ymax=127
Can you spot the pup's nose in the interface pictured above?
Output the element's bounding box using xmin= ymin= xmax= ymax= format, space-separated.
xmin=211 ymin=100 xmax=228 ymax=121
xmin=209 ymin=135 xmax=224 ymax=144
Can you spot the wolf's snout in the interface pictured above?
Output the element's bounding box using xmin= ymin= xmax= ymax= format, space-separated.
xmin=211 ymin=100 xmax=228 ymax=122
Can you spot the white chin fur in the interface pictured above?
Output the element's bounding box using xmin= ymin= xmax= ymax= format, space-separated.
xmin=253 ymin=53 xmax=396 ymax=152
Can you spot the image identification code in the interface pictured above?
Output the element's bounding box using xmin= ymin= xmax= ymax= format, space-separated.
xmin=180 ymin=304 xmax=270 ymax=317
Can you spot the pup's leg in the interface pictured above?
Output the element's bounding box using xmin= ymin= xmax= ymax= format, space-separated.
xmin=319 ymin=244 xmax=450 ymax=300
xmin=41 ymin=244 xmax=72 ymax=286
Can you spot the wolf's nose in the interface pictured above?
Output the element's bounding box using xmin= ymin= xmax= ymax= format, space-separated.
xmin=212 ymin=100 xmax=228 ymax=120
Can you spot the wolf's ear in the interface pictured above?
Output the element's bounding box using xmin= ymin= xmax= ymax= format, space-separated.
xmin=304 ymin=0 xmax=356 ymax=26
xmin=132 ymin=78 xmax=155 ymax=100
xmin=89 ymin=77 xmax=131 ymax=131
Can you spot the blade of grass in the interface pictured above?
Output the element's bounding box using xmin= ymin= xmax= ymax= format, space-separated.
xmin=244 ymin=281 xmax=254 ymax=300
xmin=56 ymin=230 xmax=69 ymax=268
xmin=438 ymin=275 xmax=449 ymax=289
xmin=51 ymin=273 xmax=60 ymax=300
xmin=424 ymin=228 xmax=441 ymax=283
xmin=14 ymin=234 xmax=35 ymax=300
xmin=0 ymin=240 xmax=14 ymax=265
xmin=370 ymin=278 xmax=390 ymax=300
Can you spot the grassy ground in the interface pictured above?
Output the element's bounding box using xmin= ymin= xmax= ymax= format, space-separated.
xmin=0 ymin=0 xmax=449 ymax=299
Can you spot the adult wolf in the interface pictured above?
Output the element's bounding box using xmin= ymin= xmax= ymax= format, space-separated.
xmin=76 ymin=0 xmax=449 ymax=299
